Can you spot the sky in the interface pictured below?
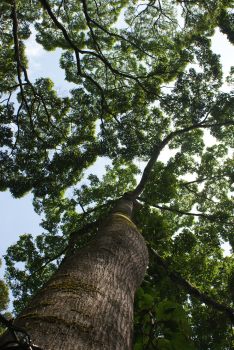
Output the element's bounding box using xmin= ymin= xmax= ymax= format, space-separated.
xmin=0 ymin=27 xmax=233 ymax=296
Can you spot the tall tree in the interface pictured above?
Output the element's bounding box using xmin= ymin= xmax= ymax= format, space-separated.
xmin=0 ymin=259 xmax=9 ymax=335
xmin=0 ymin=0 xmax=234 ymax=349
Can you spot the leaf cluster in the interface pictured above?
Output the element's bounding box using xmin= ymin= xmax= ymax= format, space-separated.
xmin=1 ymin=0 xmax=234 ymax=348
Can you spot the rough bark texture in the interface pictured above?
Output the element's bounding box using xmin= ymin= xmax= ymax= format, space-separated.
xmin=0 ymin=199 xmax=148 ymax=349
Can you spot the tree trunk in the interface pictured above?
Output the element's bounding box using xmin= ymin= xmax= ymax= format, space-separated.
xmin=0 ymin=199 xmax=148 ymax=350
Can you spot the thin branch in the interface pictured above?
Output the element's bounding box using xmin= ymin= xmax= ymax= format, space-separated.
xmin=11 ymin=1 xmax=50 ymax=141
xmin=139 ymin=198 xmax=216 ymax=220
xmin=78 ymin=201 xmax=86 ymax=214
xmin=26 ymin=219 xmax=101 ymax=280
xmin=139 ymin=198 xmax=233 ymax=225
xmin=156 ymin=0 xmax=178 ymax=25
xmin=11 ymin=1 xmax=69 ymax=143
xmin=81 ymin=0 xmax=104 ymax=56
xmin=183 ymin=184 xmax=219 ymax=204
xmin=0 ymin=97 xmax=11 ymax=104
xmin=81 ymin=0 xmax=156 ymax=59
xmin=11 ymin=1 xmax=34 ymax=130
xmin=126 ymin=120 xmax=234 ymax=200
xmin=24 ymin=199 xmax=117 ymax=280
xmin=150 ymin=246 xmax=234 ymax=324
xmin=131 ymin=1 xmax=156 ymax=24
xmin=26 ymin=246 xmax=67 ymax=281
xmin=56 ymin=0 xmax=65 ymax=16
xmin=39 ymin=0 xmax=152 ymax=93
xmin=0 ymin=93 xmax=13 ymax=105
xmin=180 ymin=175 xmax=225 ymax=186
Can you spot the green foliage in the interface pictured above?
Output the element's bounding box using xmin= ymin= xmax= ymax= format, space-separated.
xmin=5 ymin=233 xmax=63 ymax=313
xmin=219 ymin=9 xmax=234 ymax=44
xmin=134 ymin=285 xmax=195 ymax=350
xmin=1 ymin=0 xmax=234 ymax=347
xmin=143 ymin=162 xmax=178 ymax=203
xmin=75 ymin=160 xmax=139 ymax=207
xmin=0 ymin=259 xmax=10 ymax=335
xmin=0 ymin=263 xmax=9 ymax=312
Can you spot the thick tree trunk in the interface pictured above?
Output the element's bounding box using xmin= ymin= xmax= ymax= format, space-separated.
xmin=0 ymin=199 xmax=148 ymax=349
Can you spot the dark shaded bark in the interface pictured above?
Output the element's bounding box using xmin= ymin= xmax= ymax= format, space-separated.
xmin=0 ymin=199 xmax=148 ymax=349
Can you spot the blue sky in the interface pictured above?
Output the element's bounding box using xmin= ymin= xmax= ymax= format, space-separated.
xmin=0 ymin=28 xmax=233 ymax=290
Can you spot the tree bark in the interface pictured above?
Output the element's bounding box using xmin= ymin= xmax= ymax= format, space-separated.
xmin=0 ymin=199 xmax=148 ymax=350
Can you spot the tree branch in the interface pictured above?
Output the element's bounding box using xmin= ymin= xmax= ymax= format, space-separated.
xmin=24 ymin=197 xmax=119 ymax=280
xmin=38 ymin=0 xmax=152 ymax=93
xmin=139 ymin=199 xmax=233 ymax=225
xmin=150 ymin=246 xmax=234 ymax=324
xmin=180 ymin=174 xmax=225 ymax=186
xmin=127 ymin=120 xmax=234 ymax=200
xmin=81 ymin=0 xmax=156 ymax=60
xmin=11 ymin=1 xmax=65 ymax=141
xmin=139 ymin=198 xmax=216 ymax=220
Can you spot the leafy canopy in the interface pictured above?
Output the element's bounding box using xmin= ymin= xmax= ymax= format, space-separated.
xmin=0 ymin=259 xmax=10 ymax=336
xmin=0 ymin=0 xmax=234 ymax=349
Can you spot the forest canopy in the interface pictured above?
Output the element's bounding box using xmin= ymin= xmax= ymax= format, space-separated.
xmin=0 ymin=0 xmax=234 ymax=349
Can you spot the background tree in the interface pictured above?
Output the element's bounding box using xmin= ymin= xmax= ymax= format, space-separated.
xmin=0 ymin=259 xmax=10 ymax=336
xmin=0 ymin=0 xmax=234 ymax=349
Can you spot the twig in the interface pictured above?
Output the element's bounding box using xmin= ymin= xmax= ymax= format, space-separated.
xmin=126 ymin=120 xmax=234 ymax=200
xmin=180 ymin=175 xmax=224 ymax=186
xmin=39 ymin=0 xmax=153 ymax=93
xmin=81 ymin=0 xmax=156 ymax=59
xmin=139 ymin=199 xmax=215 ymax=220
xmin=138 ymin=198 xmax=233 ymax=225
xmin=150 ymin=246 xmax=234 ymax=324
